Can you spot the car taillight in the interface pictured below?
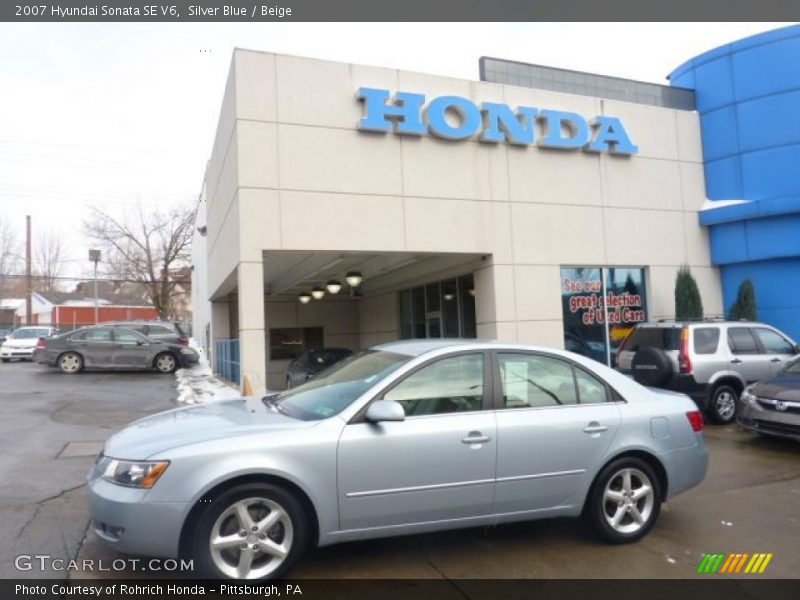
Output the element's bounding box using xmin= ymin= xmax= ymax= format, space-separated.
xmin=679 ymin=327 xmax=692 ymax=374
xmin=178 ymin=337 xmax=189 ymax=346
xmin=686 ymin=410 xmax=704 ymax=432
xmin=616 ymin=329 xmax=633 ymax=368
xmin=36 ymin=337 xmax=47 ymax=349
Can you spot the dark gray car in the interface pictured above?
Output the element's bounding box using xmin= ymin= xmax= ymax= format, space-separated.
xmin=105 ymin=320 xmax=189 ymax=346
xmin=737 ymin=356 xmax=800 ymax=441
xmin=33 ymin=326 xmax=198 ymax=374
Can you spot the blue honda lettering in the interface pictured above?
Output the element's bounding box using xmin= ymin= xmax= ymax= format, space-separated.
xmin=538 ymin=110 xmax=590 ymax=149
xmin=585 ymin=116 xmax=639 ymax=155
xmin=480 ymin=103 xmax=538 ymax=145
xmin=425 ymin=96 xmax=482 ymax=140
xmin=356 ymin=87 xmax=427 ymax=135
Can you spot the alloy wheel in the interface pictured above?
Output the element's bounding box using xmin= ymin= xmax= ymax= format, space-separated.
xmin=715 ymin=390 xmax=736 ymax=422
xmin=209 ymin=497 xmax=294 ymax=579
xmin=602 ymin=467 xmax=655 ymax=534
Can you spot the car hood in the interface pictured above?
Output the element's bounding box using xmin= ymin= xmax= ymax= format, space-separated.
xmin=752 ymin=372 xmax=800 ymax=402
xmin=104 ymin=396 xmax=314 ymax=459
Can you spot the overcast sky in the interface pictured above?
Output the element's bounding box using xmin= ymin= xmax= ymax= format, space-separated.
xmin=0 ymin=22 xmax=791 ymax=280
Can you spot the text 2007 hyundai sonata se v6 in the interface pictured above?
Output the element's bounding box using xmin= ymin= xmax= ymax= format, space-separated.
xmin=88 ymin=340 xmax=708 ymax=579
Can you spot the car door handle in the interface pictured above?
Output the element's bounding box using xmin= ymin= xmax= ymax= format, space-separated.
xmin=461 ymin=432 xmax=491 ymax=444
xmin=770 ymin=358 xmax=782 ymax=363
xmin=731 ymin=358 xmax=742 ymax=364
xmin=583 ymin=423 xmax=608 ymax=434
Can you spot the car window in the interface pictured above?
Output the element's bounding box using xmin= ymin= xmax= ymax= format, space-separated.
xmin=693 ymin=327 xmax=720 ymax=355
xmin=727 ymin=327 xmax=759 ymax=355
xmin=11 ymin=328 xmax=50 ymax=339
xmin=498 ymin=353 xmax=577 ymax=408
xmin=623 ymin=327 xmax=680 ymax=352
xmin=574 ymin=367 xmax=609 ymax=404
xmin=753 ymin=328 xmax=794 ymax=355
xmin=147 ymin=325 xmax=173 ymax=335
xmin=82 ymin=329 xmax=113 ymax=342
xmin=384 ymin=353 xmax=484 ymax=416
xmin=115 ymin=330 xmax=144 ymax=343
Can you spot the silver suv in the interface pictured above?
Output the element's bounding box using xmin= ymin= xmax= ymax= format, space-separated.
xmin=617 ymin=320 xmax=800 ymax=423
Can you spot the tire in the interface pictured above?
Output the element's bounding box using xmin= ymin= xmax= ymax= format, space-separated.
xmin=586 ymin=457 xmax=662 ymax=544
xmin=630 ymin=347 xmax=673 ymax=387
xmin=58 ymin=352 xmax=83 ymax=374
xmin=191 ymin=483 xmax=309 ymax=580
xmin=708 ymin=384 xmax=738 ymax=424
xmin=154 ymin=352 xmax=178 ymax=374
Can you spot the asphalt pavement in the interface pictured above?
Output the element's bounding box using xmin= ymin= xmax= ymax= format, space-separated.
xmin=0 ymin=360 xmax=177 ymax=578
xmin=2 ymin=359 xmax=799 ymax=580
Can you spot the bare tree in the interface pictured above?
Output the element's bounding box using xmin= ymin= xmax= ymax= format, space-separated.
xmin=0 ymin=216 xmax=21 ymax=297
xmin=34 ymin=228 xmax=65 ymax=293
xmin=83 ymin=202 xmax=195 ymax=319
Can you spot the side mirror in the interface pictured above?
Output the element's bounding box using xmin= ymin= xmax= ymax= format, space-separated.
xmin=794 ymin=344 xmax=800 ymax=354
xmin=365 ymin=400 xmax=405 ymax=423
xmin=136 ymin=340 xmax=147 ymax=346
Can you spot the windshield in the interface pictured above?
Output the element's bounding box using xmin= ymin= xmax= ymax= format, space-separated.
xmin=270 ymin=350 xmax=411 ymax=421
xmin=11 ymin=328 xmax=49 ymax=339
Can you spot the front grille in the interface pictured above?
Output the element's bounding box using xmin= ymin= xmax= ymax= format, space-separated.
xmin=756 ymin=397 xmax=800 ymax=415
xmin=754 ymin=419 xmax=800 ymax=436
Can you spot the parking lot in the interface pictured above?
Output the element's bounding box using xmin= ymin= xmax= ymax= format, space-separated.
xmin=1 ymin=359 xmax=799 ymax=580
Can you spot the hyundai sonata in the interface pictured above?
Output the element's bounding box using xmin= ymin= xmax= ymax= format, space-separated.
xmin=88 ymin=340 xmax=708 ymax=579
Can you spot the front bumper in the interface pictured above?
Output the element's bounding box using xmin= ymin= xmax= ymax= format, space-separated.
xmin=86 ymin=475 xmax=188 ymax=558
xmin=737 ymin=399 xmax=800 ymax=441
xmin=0 ymin=346 xmax=34 ymax=359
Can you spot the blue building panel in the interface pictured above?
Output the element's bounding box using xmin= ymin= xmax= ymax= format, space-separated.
xmin=671 ymin=25 xmax=800 ymax=339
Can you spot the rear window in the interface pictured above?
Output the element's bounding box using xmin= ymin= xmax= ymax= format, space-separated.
xmin=624 ymin=327 xmax=681 ymax=352
xmin=147 ymin=325 xmax=173 ymax=335
xmin=693 ymin=327 xmax=720 ymax=354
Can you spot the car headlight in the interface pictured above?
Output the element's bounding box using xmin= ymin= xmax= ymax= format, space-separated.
xmin=102 ymin=459 xmax=169 ymax=488
xmin=741 ymin=386 xmax=757 ymax=406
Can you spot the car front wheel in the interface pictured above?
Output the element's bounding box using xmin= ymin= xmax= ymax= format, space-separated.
xmin=192 ymin=483 xmax=308 ymax=580
xmin=708 ymin=384 xmax=738 ymax=424
xmin=154 ymin=353 xmax=177 ymax=374
xmin=58 ymin=352 xmax=83 ymax=374
xmin=586 ymin=458 xmax=661 ymax=543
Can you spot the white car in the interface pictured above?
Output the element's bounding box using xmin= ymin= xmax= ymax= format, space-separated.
xmin=0 ymin=326 xmax=57 ymax=362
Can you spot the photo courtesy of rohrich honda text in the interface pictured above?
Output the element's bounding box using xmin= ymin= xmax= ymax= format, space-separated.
xmin=0 ymin=2 xmax=798 ymax=599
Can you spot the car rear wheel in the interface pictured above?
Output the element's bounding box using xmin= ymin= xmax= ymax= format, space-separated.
xmin=586 ymin=457 xmax=661 ymax=544
xmin=708 ymin=384 xmax=738 ymax=424
xmin=154 ymin=352 xmax=177 ymax=374
xmin=58 ymin=352 xmax=83 ymax=374
xmin=192 ymin=483 xmax=308 ymax=580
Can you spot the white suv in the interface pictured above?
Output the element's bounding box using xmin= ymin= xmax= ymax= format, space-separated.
xmin=617 ymin=320 xmax=800 ymax=423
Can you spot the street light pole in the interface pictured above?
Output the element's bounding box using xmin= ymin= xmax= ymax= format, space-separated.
xmin=89 ymin=249 xmax=101 ymax=325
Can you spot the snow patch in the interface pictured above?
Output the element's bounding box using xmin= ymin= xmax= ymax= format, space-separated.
xmin=175 ymin=340 xmax=241 ymax=404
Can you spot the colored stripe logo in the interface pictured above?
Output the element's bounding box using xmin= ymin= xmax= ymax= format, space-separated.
xmin=697 ymin=553 xmax=773 ymax=574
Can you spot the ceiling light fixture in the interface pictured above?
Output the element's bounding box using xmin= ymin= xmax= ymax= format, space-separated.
xmin=345 ymin=271 xmax=363 ymax=287
xmin=298 ymin=292 xmax=311 ymax=304
xmin=311 ymin=287 xmax=325 ymax=300
xmin=326 ymin=280 xmax=342 ymax=294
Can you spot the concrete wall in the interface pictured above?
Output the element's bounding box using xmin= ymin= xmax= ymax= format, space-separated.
xmin=201 ymin=48 xmax=722 ymax=392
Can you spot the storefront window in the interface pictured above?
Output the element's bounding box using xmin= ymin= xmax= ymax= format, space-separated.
xmin=561 ymin=267 xmax=648 ymax=366
xmin=399 ymin=274 xmax=476 ymax=340
xmin=269 ymin=327 xmax=324 ymax=360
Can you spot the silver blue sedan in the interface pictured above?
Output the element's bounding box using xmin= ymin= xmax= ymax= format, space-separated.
xmin=88 ymin=340 xmax=708 ymax=579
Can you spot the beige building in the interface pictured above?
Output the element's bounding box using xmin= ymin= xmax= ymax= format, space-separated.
xmin=192 ymin=49 xmax=720 ymax=393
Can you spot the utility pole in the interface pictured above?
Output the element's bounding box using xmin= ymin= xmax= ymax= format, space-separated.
xmin=25 ymin=215 xmax=32 ymax=326
xmin=89 ymin=249 xmax=101 ymax=325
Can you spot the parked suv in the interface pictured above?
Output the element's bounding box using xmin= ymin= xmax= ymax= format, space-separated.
xmin=617 ymin=320 xmax=800 ymax=423
xmin=105 ymin=320 xmax=189 ymax=346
